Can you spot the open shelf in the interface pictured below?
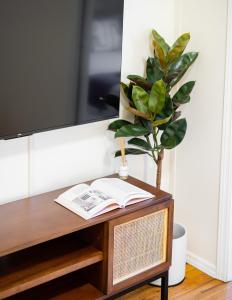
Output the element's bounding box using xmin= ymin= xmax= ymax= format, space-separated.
xmin=6 ymin=270 xmax=104 ymax=300
xmin=49 ymin=283 xmax=104 ymax=300
xmin=0 ymin=234 xmax=103 ymax=299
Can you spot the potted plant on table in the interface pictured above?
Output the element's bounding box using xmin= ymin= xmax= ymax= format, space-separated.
xmin=108 ymin=29 xmax=198 ymax=189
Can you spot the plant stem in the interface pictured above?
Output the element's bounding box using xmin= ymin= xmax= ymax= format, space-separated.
xmin=156 ymin=149 xmax=164 ymax=189
xmin=145 ymin=135 xmax=157 ymax=162
xmin=153 ymin=127 xmax=159 ymax=149
xmin=153 ymin=128 xmax=159 ymax=157
xmin=153 ymin=127 xmax=164 ymax=189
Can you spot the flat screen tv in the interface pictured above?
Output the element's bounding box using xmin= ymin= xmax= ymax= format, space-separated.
xmin=0 ymin=0 xmax=124 ymax=139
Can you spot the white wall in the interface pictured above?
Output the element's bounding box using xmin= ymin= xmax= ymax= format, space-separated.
xmin=173 ymin=0 xmax=228 ymax=275
xmin=0 ymin=0 xmax=175 ymax=204
xmin=0 ymin=0 xmax=227 ymax=280
xmin=0 ymin=137 xmax=28 ymax=204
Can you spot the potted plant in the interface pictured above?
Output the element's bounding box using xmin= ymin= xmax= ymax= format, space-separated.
xmin=108 ymin=29 xmax=198 ymax=189
xmin=108 ymin=29 xmax=198 ymax=286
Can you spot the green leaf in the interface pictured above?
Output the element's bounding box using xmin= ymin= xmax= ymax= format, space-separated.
xmin=152 ymin=30 xmax=170 ymax=68
xmin=156 ymin=97 xmax=174 ymax=130
xmin=120 ymin=82 xmax=134 ymax=102
xmin=167 ymin=52 xmax=198 ymax=87
xmin=139 ymin=119 xmax=154 ymax=132
xmin=161 ymin=119 xmax=187 ymax=149
xmin=146 ymin=57 xmax=164 ymax=83
xmin=127 ymin=82 xmax=135 ymax=101
xmin=167 ymin=33 xmax=190 ymax=64
xmin=128 ymin=138 xmax=152 ymax=151
xmin=148 ymin=80 xmax=166 ymax=114
xmin=152 ymin=29 xmax=170 ymax=55
xmin=153 ymin=115 xmax=172 ymax=127
xmin=132 ymin=86 xmax=149 ymax=114
xmin=157 ymin=96 xmax=173 ymax=118
xmin=115 ymin=124 xmax=150 ymax=138
xmin=115 ymin=148 xmax=149 ymax=157
xmin=139 ymin=118 xmax=151 ymax=127
xmin=127 ymin=75 xmax=152 ymax=91
xmin=120 ymin=82 xmax=128 ymax=96
xmin=108 ymin=120 xmax=132 ymax=132
xmin=173 ymin=81 xmax=196 ymax=104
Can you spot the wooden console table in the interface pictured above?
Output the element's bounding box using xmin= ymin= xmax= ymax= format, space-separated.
xmin=0 ymin=175 xmax=173 ymax=300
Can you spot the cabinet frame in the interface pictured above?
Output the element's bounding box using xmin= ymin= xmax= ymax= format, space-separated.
xmin=0 ymin=175 xmax=173 ymax=299
xmin=106 ymin=200 xmax=174 ymax=294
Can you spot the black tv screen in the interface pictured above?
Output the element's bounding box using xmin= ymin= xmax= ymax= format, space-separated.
xmin=0 ymin=0 xmax=124 ymax=139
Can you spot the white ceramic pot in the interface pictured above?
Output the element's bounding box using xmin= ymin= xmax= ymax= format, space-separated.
xmin=151 ymin=223 xmax=187 ymax=286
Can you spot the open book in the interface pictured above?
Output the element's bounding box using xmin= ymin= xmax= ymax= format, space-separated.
xmin=55 ymin=178 xmax=154 ymax=219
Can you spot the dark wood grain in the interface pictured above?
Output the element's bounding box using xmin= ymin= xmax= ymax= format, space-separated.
xmin=78 ymin=223 xmax=109 ymax=293
xmin=0 ymin=175 xmax=171 ymax=257
xmin=50 ymin=283 xmax=104 ymax=300
xmin=166 ymin=200 xmax=174 ymax=267
xmin=0 ymin=233 xmax=103 ymax=299
xmin=7 ymin=271 xmax=104 ymax=300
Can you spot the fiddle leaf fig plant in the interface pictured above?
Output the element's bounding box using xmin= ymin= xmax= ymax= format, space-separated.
xmin=108 ymin=29 xmax=198 ymax=189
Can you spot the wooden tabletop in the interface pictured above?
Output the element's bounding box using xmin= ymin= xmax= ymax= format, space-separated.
xmin=0 ymin=175 xmax=171 ymax=257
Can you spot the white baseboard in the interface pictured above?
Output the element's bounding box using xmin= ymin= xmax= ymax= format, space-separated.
xmin=187 ymin=251 xmax=217 ymax=278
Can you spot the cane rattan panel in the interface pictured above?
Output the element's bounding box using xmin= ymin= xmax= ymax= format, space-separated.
xmin=112 ymin=208 xmax=168 ymax=285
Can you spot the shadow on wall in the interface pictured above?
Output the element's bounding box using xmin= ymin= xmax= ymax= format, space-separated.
xmin=29 ymin=119 xmax=114 ymax=150
xmin=0 ymin=119 xmax=114 ymax=156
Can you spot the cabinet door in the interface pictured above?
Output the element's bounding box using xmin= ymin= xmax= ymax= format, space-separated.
xmin=106 ymin=200 xmax=173 ymax=293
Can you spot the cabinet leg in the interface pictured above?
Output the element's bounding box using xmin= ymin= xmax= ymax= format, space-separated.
xmin=161 ymin=271 xmax=169 ymax=300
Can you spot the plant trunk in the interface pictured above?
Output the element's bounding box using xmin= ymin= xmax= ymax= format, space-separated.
xmin=156 ymin=150 xmax=164 ymax=189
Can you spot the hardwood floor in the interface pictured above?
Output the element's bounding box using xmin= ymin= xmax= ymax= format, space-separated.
xmin=116 ymin=264 xmax=232 ymax=300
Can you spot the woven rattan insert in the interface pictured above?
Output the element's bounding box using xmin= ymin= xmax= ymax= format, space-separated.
xmin=113 ymin=208 xmax=168 ymax=285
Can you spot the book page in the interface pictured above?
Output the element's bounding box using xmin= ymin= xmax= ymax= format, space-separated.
xmin=55 ymin=183 xmax=118 ymax=219
xmin=91 ymin=178 xmax=153 ymax=206
xmin=57 ymin=184 xmax=90 ymax=202
xmin=71 ymin=188 xmax=115 ymax=215
xmin=55 ymin=178 xmax=154 ymax=219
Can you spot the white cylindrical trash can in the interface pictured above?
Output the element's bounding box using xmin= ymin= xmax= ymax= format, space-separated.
xmin=151 ymin=223 xmax=187 ymax=286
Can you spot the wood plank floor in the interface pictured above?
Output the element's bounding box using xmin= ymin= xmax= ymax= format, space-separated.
xmin=116 ymin=264 xmax=232 ymax=300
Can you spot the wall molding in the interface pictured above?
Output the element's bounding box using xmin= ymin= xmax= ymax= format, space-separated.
xmin=216 ymin=0 xmax=232 ymax=282
xmin=187 ymin=251 xmax=217 ymax=278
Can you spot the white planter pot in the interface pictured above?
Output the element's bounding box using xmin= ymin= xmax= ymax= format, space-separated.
xmin=151 ymin=223 xmax=187 ymax=286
